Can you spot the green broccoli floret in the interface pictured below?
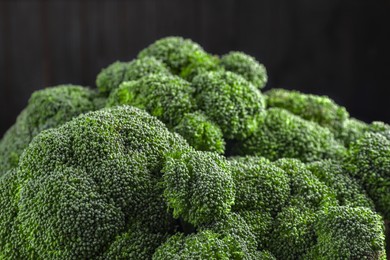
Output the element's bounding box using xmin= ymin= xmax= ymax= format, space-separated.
xmin=229 ymin=156 xmax=290 ymax=216
xmin=102 ymin=222 xmax=169 ymax=260
xmin=154 ymin=213 xmax=275 ymax=259
xmin=162 ymin=150 xmax=235 ymax=226
xmin=0 ymin=85 xmax=97 ymax=173
xmin=273 ymin=158 xmax=337 ymax=209
xmin=265 ymin=89 xmax=349 ymax=135
xmin=220 ymin=51 xmax=268 ymax=89
xmin=0 ymin=170 xmax=22 ymax=259
xmin=308 ymin=206 xmax=386 ymax=259
xmin=238 ymin=210 xmax=273 ymax=250
xmin=173 ymin=112 xmax=225 ymax=154
xmin=138 ymin=36 xmax=217 ymax=78
xmin=269 ymin=205 xmax=317 ymax=259
xmin=241 ymin=108 xmax=345 ymax=162
xmin=368 ymin=121 xmax=390 ymax=141
xmin=192 ymin=71 xmax=266 ymax=140
xmin=307 ymin=160 xmax=374 ymax=209
xmin=337 ymin=117 xmax=368 ymax=147
xmin=106 ymin=73 xmax=194 ymax=128
xmin=96 ymin=56 xmax=170 ymax=94
xmin=2 ymin=106 xmax=190 ymax=259
xmin=345 ymin=132 xmax=390 ymax=219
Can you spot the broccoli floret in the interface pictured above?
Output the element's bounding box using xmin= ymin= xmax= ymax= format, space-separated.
xmin=269 ymin=205 xmax=317 ymax=259
xmin=0 ymin=170 xmax=22 ymax=259
xmin=106 ymin=73 xmax=194 ymax=128
xmin=173 ymin=112 xmax=225 ymax=154
xmin=220 ymin=51 xmax=268 ymax=89
xmin=229 ymin=156 xmax=290 ymax=216
xmin=96 ymin=56 xmax=170 ymax=94
xmin=192 ymin=71 xmax=266 ymax=140
xmin=238 ymin=210 xmax=273 ymax=250
xmin=307 ymin=160 xmax=374 ymax=209
xmin=368 ymin=121 xmax=390 ymax=141
xmin=337 ymin=117 xmax=368 ymax=147
xmin=3 ymin=106 xmax=190 ymax=258
xmin=138 ymin=36 xmax=215 ymax=77
xmin=0 ymin=85 xmax=97 ymax=173
xmin=273 ymin=158 xmax=337 ymax=209
xmin=265 ymin=89 xmax=349 ymax=134
xmin=345 ymin=132 xmax=390 ymax=219
xmin=101 ymin=222 xmax=169 ymax=260
xmin=308 ymin=206 xmax=386 ymax=259
xmin=162 ymin=150 xmax=234 ymax=226
xmin=154 ymin=213 xmax=274 ymax=259
xmin=241 ymin=108 xmax=345 ymax=162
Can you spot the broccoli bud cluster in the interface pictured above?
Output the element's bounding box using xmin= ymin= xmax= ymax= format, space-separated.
xmin=0 ymin=36 xmax=389 ymax=259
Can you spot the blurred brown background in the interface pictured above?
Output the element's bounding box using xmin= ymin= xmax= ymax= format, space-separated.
xmin=1 ymin=0 xmax=390 ymax=136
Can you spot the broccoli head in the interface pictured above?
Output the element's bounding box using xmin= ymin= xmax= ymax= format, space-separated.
xmin=1 ymin=106 xmax=191 ymax=259
xmin=345 ymin=132 xmax=390 ymax=219
xmin=96 ymin=56 xmax=170 ymax=94
xmin=229 ymin=156 xmax=290 ymax=216
xmin=0 ymin=85 xmax=97 ymax=173
xmin=241 ymin=108 xmax=345 ymax=162
xmin=106 ymin=73 xmax=194 ymax=128
xmin=307 ymin=160 xmax=374 ymax=209
xmin=138 ymin=36 xmax=216 ymax=77
xmin=192 ymin=71 xmax=266 ymax=140
xmin=220 ymin=51 xmax=268 ymax=89
xmin=162 ymin=150 xmax=235 ymax=226
xmin=308 ymin=206 xmax=386 ymax=259
xmin=173 ymin=112 xmax=225 ymax=154
xmin=265 ymin=88 xmax=349 ymax=135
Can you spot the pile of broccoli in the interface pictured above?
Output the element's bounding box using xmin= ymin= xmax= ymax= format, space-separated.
xmin=0 ymin=36 xmax=389 ymax=259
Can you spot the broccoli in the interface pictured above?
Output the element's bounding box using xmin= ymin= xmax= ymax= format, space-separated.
xmin=162 ymin=150 xmax=235 ymax=226
xmin=308 ymin=206 xmax=386 ymax=259
xmin=265 ymin=88 xmax=349 ymax=135
xmin=229 ymin=156 xmax=290 ymax=216
xmin=0 ymin=85 xmax=98 ymax=173
xmin=138 ymin=36 xmax=218 ymax=79
xmin=192 ymin=71 xmax=266 ymax=140
xmin=307 ymin=160 xmax=374 ymax=209
xmin=345 ymin=132 xmax=390 ymax=219
xmin=241 ymin=108 xmax=345 ymax=162
xmin=1 ymin=36 xmax=389 ymax=259
xmin=1 ymin=106 xmax=190 ymax=259
xmin=96 ymin=56 xmax=170 ymax=94
xmin=173 ymin=112 xmax=225 ymax=154
xmin=106 ymin=73 xmax=194 ymax=128
xmin=220 ymin=51 xmax=268 ymax=89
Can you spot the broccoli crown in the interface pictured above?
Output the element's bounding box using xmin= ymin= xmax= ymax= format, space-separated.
xmin=106 ymin=73 xmax=194 ymax=128
xmin=265 ymin=88 xmax=349 ymax=134
xmin=241 ymin=108 xmax=345 ymax=162
xmin=269 ymin=205 xmax=317 ymax=259
xmin=101 ymin=222 xmax=169 ymax=260
xmin=220 ymin=51 xmax=268 ymax=89
xmin=368 ymin=121 xmax=390 ymax=141
xmin=345 ymin=132 xmax=390 ymax=218
xmin=192 ymin=71 xmax=266 ymax=140
xmin=2 ymin=106 xmax=191 ymax=259
xmin=337 ymin=117 xmax=368 ymax=147
xmin=96 ymin=57 xmax=170 ymax=94
xmin=154 ymin=213 xmax=275 ymax=259
xmin=229 ymin=156 xmax=290 ymax=216
xmin=173 ymin=112 xmax=225 ymax=154
xmin=138 ymin=36 xmax=209 ymax=75
xmin=0 ymin=85 xmax=97 ymax=173
xmin=238 ymin=210 xmax=273 ymax=250
xmin=162 ymin=150 xmax=235 ymax=226
xmin=309 ymin=206 xmax=386 ymax=259
xmin=307 ymin=160 xmax=374 ymax=209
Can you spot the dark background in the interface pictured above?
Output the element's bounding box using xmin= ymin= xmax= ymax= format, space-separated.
xmin=1 ymin=0 xmax=390 ymax=137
